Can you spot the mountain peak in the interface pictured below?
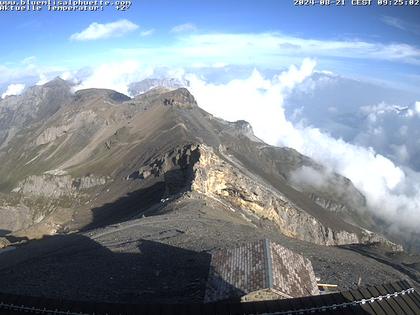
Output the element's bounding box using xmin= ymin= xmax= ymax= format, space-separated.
xmin=160 ymin=88 xmax=198 ymax=109
xmin=42 ymin=77 xmax=73 ymax=89
xmin=74 ymin=88 xmax=131 ymax=104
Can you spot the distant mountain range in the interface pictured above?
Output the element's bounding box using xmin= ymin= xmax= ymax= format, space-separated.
xmin=128 ymin=78 xmax=189 ymax=96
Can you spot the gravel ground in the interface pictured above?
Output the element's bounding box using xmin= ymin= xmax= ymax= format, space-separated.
xmin=0 ymin=195 xmax=418 ymax=304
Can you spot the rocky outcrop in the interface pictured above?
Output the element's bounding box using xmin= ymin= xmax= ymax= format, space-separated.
xmin=73 ymin=175 xmax=107 ymax=190
xmin=127 ymin=144 xmax=200 ymax=195
xmin=359 ymin=230 xmax=403 ymax=252
xmin=160 ymin=88 xmax=197 ymax=109
xmin=13 ymin=175 xmax=74 ymax=198
xmin=0 ymin=204 xmax=32 ymax=232
xmin=128 ymin=143 xmax=392 ymax=247
xmin=36 ymin=110 xmax=97 ymax=145
xmin=191 ymin=145 xmax=363 ymax=246
xmin=0 ymin=237 xmax=11 ymax=249
xmin=12 ymin=174 xmax=108 ymax=198
xmin=309 ymin=194 xmax=350 ymax=214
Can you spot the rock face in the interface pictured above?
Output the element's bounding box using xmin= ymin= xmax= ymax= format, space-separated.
xmin=126 ymin=143 xmax=392 ymax=247
xmin=13 ymin=175 xmax=75 ymax=198
xmin=73 ymin=175 xmax=107 ymax=190
xmin=12 ymin=174 xmax=108 ymax=198
xmin=128 ymin=144 xmax=200 ymax=196
xmin=36 ymin=111 xmax=97 ymax=146
xmin=0 ymin=204 xmax=32 ymax=233
xmin=192 ymin=145 xmax=361 ymax=245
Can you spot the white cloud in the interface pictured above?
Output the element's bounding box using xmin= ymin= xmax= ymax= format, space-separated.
xmin=3 ymin=30 xmax=420 ymax=92
xmin=1 ymin=83 xmax=25 ymax=98
xmin=381 ymin=16 xmax=407 ymax=31
xmin=415 ymin=101 xmax=420 ymax=114
xmin=170 ymin=23 xmax=197 ymax=33
xmin=140 ymin=28 xmax=155 ymax=37
xmin=290 ymin=166 xmax=329 ymax=189
xmin=381 ymin=15 xmax=420 ymax=35
xmin=186 ymin=59 xmax=420 ymax=234
xmin=36 ymin=73 xmax=50 ymax=85
xmin=73 ymin=60 xmax=154 ymax=95
xmin=59 ymin=71 xmax=80 ymax=84
xmin=187 ymin=58 xmax=316 ymax=146
xmin=0 ymin=58 xmax=69 ymax=86
xmin=116 ymin=32 xmax=420 ymax=66
xmin=21 ymin=56 xmax=37 ymax=65
xmin=70 ymin=19 xmax=139 ymax=41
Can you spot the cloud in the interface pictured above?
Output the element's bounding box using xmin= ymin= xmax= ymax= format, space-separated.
xmin=36 ymin=73 xmax=50 ymax=86
xmin=415 ymin=101 xmax=420 ymax=114
xmin=1 ymin=83 xmax=25 ymax=98
xmin=0 ymin=57 xmax=69 ymax=87
xmin=187 ymin=58 xmax=316 ymax=145
xmin=70 ymin=19 xmax=139 ymax=41
xmin=140 ymin=29 xmax=155 ymax=37
xmin=381 ymin=16 xmax=420 ymax=36
xmin=58 ymin=71 xmax=80 ymax=84
xmin=3 ymin=30 xmax=420 ymax=92
xmin=21 ymin=56 xmax=37 ymax=65
xmin=290 ymin=166 xmax=329 ymax=189
xmin=170 ymin=23 xmax=197 ymax=33
xmin=73 ymin=60 xmax=154 ymax=95
xmin=381 ymin=16 xmax=407 ymax=31
xmin=185 ymin=59 xmax=420 ymax=235
xmin=116 ymin=32 xmax=420 ymax=66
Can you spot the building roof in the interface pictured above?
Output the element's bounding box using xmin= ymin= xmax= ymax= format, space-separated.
xmin=0 ymin=280 xmax=418 ymax=314
xmin=204 ymin=239 xmax=319 ymax=302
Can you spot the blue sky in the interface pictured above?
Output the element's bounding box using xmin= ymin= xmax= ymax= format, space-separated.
xmin=0 ymin=1 xmax=419 ymax=90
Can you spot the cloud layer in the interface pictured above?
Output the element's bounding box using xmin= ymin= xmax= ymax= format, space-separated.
xmin=73 ymin=61 xmax=154 ymax=95
xmin=2 ymin=31 xmax=420 ymax=94
xmin=70 ymin=19 xmax=139 ymax=41
xmin=285 ymin=73 xmax=420 ymax=173
xmin=186 ymin=60 xmax=420 ymax=235
xmin=117 ymin=32 xmax=420 ymax=66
